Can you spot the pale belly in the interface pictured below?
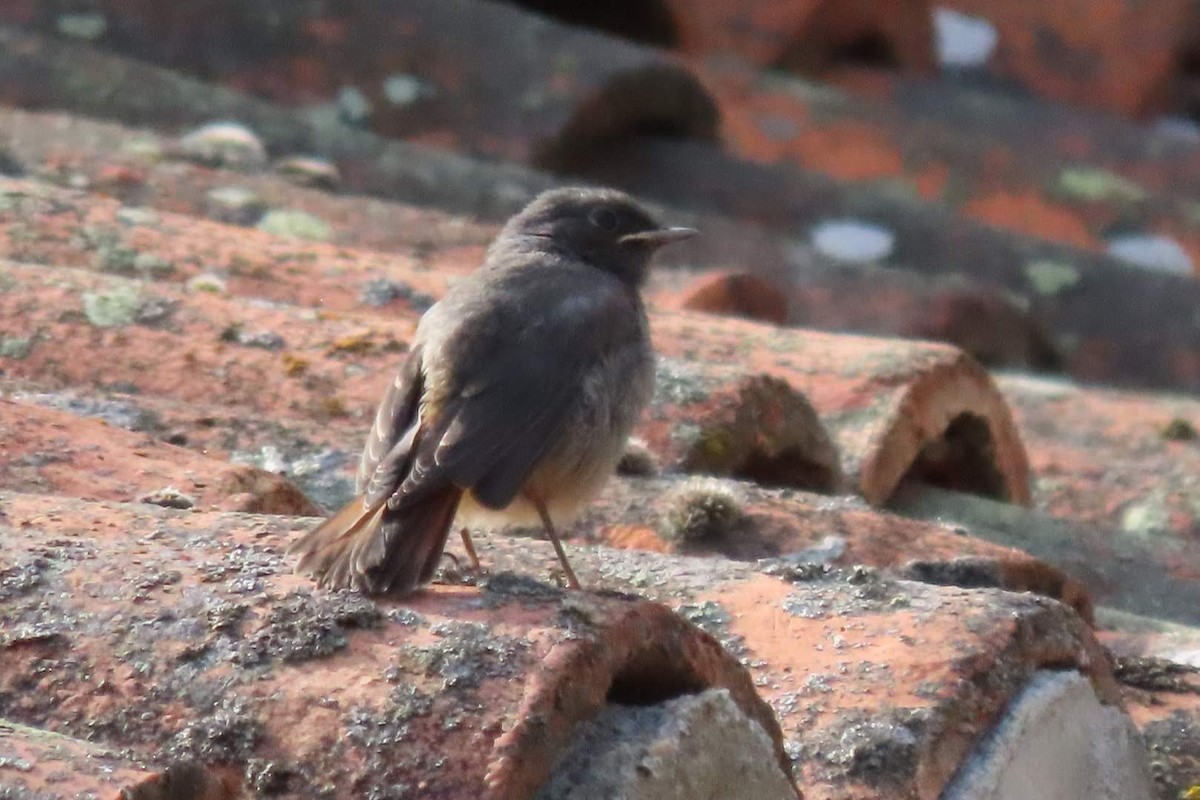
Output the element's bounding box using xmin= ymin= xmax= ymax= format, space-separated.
xmin=455 ymin=345 xmax=653 ymax=531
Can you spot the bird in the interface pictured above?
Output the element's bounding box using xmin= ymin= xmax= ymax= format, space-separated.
xmin=287 ymin=186 xmax=696 ymax=596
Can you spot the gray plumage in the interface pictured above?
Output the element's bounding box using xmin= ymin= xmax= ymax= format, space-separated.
xmin=288 ymin=187 xmax=696 ymax=595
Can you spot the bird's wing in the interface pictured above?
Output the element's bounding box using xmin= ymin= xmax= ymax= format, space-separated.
xmin=421 ymin=269 xmax=642 ymax=511
xmin=357 ymin=342 xmax=424 ymax=503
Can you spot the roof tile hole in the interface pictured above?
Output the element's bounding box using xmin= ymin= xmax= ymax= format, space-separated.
xmin=606 ymin=652 xmax=707 ymax=706
xmin=496 ymin=0 xmax=678 ymax=47
xmin=902 ymin=412 xmax=1009 ymax=501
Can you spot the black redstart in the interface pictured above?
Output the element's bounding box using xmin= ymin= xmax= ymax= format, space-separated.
xmin=288 ymin=187 xmax=696 ymax=595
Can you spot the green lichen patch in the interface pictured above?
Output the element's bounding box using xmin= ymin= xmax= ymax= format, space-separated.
xmin=160 ymin=696 xmax=264 ymax=765
xmin=675 ymin=599 xmax=748 ymax=659
xmin=1024 ymin=260 xmax=1080 ymax=296
xmin=390 ymin=620 xmax=530 ymax=691
xmin=0 ymin=335 xmax=33 ymax=359
xmin=776 ymin=566 xmax=906 ymax=620
xmin=0 ymin=556 xmax=51 ymax=602
xmin=256 ymin=209 xmax=333 ymax=242
xmin=1055 ymin=167 xmax=1146 ymax=204
xmin=1161 ymin=418 xmax=1198 ymax=442
xmin=234 ymin=590 xmax=382 ymax=666
xmin=1113 ymin=656 xmax=1200 ymax=693
xmin=798 ymin=711 xmax=924 ymax=786
xmin=81 ymin=285 xmax=142 ymax=327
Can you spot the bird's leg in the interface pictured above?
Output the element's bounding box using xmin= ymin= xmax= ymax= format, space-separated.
xmin=459 ymin=527 xmax=482 ymax=573
xmin=532 ymin=498 xmax=582 ymax=590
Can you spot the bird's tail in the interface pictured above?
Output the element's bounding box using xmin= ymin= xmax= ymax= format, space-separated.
xmin=288 ymin=486 xmax=464 ymax=596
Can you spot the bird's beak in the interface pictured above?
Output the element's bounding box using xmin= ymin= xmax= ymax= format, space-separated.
xmin=620 ymin=227 xmax=699 ymax=248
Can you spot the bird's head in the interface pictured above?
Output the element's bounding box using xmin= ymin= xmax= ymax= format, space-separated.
xmin=495 ymin=187 xmax=697 ymax=286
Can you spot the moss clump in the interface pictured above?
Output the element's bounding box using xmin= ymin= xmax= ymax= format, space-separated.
xmin=139 ymin=486 xmax=195 ymax=510
xmin=616 ymin=436 xmax=659 ymax=477
xmin=1161 ymin=418 xmax=1198 ymax=442
xmin=660 ymin=477 xmax=743 ymax=544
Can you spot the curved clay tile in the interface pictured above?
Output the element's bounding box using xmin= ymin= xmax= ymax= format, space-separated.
xmin=0 ymin=717 xmax=160 ymax=798
xmin=0 ymin=0 xmax=722 ymax=172
xmin=4 ymin=493 xmax=1145 ymax=798
xmin=678 ymin=271 xmax=791 ymax=326
xmin=937 ymin=0 xmax=1195 ymax=117
xmin=0 ymin=492 xmax=797 ymax=799
xmin=650 ymin=310 xmax=1033 ymax=507
xmin=672 ymin=267 xmax=1060 ymax=371
xmin=660 ymin=0 xmax=935 ymax=76
xmin=636 ymin=364 xmax=844 ymax=494
xmin=0 ymin=397 xmax=322 ymax=515
xmin=6 ymin=31 xmax=1200 ymax=394
xmin=583 ymin=475 xmax=1093 ymax=621
xmin=998 ymin=373 xmax=1200 ymax=542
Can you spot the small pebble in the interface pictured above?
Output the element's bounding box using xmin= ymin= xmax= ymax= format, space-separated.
xmin=176 ymin=122 xmax=268 ymax=170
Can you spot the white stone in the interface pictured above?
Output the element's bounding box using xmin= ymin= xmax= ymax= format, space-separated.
xmin=1169 ymin=648 xmax=1200 ymax=668
xmin=338 ymin=86 xmax=373 ymax=123
xmin=273 ymin=155 xmax=341 ymax=188
xmin=1152 ymin=116 xmax=1200 ymax=145
xmin=811 ymin=219 xmax=895 ymax=263
xmin=56 ymin=12 xmax=107 ymax=40
xmin=787 ymin=535 xmax=847 ymax=565
xmin=1107 ymin=234 xmax=1195 ymax=276
xmin=383 ymin=74 xmax=428 ymax=106
xmin=176 ymin=122 xmax=267 ymax=170
xmin=942 ymin=670 xmax=1154 ymax=800
xmin=933 ymin=8 xmax=999 ymax=69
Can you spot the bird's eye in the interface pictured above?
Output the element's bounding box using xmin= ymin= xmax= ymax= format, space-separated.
xmin=590 ymin=208 xmax=619 ymax=231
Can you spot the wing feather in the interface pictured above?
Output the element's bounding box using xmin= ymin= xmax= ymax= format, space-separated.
xmin=427 ymin=269 xmax=642 ymax=508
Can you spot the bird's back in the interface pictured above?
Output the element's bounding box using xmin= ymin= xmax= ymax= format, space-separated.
xmin=418 ymin=250 xmax=655 ymax=527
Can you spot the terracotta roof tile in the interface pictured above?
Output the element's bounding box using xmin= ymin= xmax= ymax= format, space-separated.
xmin=648 ymin=310 xmax=1032 ymax=507
xmin=1 ymin=492 xmax=796 ymax=798
xmin=0 ymin=717 xmax=156 ymax=798
xmin=0 ymin=396 xmax=319 ymax=515
xmin=937 ymin=0 xmax=1195 ymax=117
xmin=998 ymin=373 xmax=1200 ymax=542
xmin=3 ymin=27 xmax=1200 ymax=392
xmin=1 ymin=492 xmax=1128 ymax=799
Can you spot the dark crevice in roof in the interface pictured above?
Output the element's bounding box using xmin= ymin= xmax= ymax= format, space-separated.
xmin=494 ymin=0 xmax=679 ymax=47
xmin=606 ymin=657 xmax=708 ymax=707
xmin=902 ymin=413 xmax=1009 ymax=502
xmin=533 ymin=65 xmax=720 ymax=174
xmin=735 ymin=447 xmax=842 ymax=494
xmin=1171 ymin=43 xmax=1200 ymax=122
xmin=775 ymin=28 xmax=905 ymax=77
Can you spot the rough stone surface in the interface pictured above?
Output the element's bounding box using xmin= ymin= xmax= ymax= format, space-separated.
xmin=0 ymin=493 xmax=792 ymax=799
xmin=0 ymin=717 xmax=153 ymax=797
xmin=0 ymin=491 xmax=1123 ymax=799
